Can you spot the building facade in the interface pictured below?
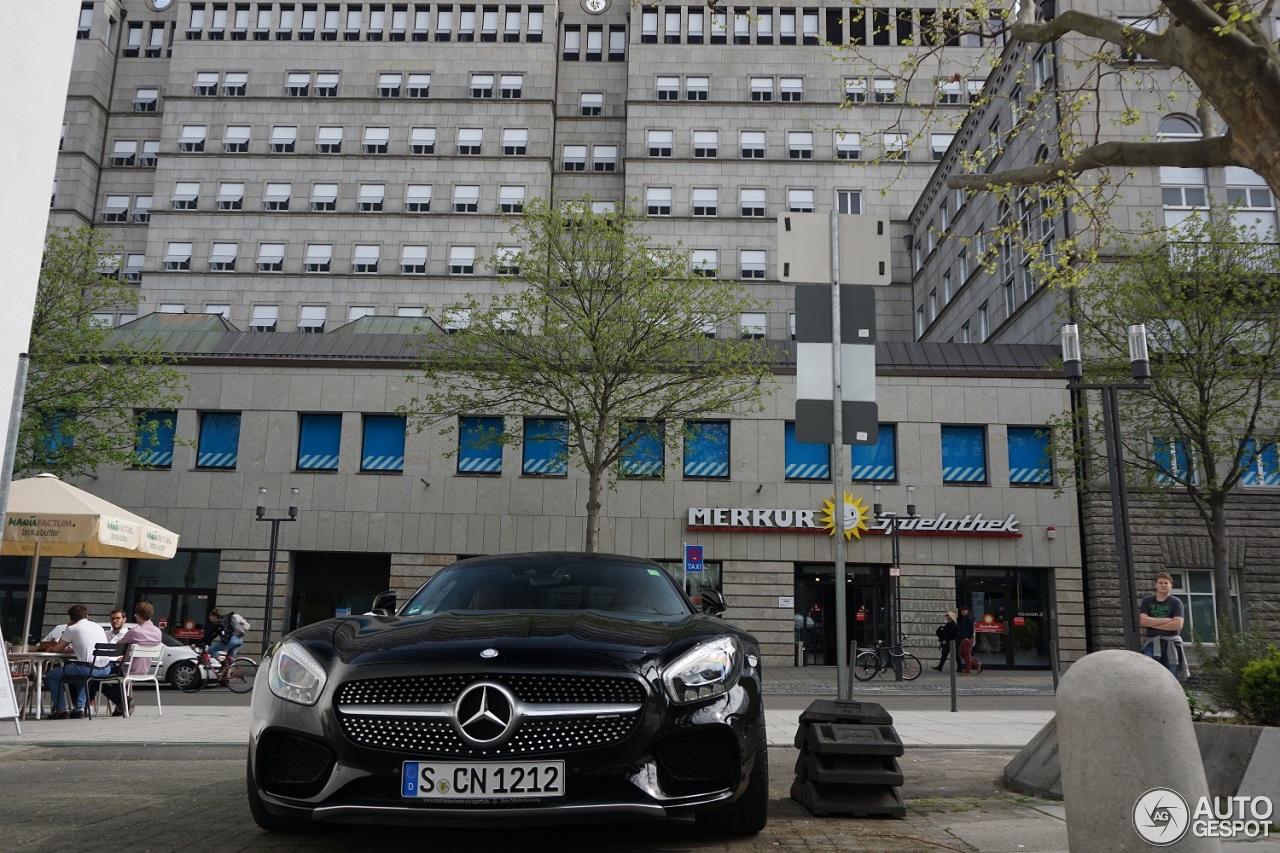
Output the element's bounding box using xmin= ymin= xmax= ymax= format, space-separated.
xmin=15 ymin=0 xmax=1099 ymax=668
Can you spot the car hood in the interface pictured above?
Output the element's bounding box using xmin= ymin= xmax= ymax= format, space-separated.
xmin=291 ymin=610 xmax=745 ymax=672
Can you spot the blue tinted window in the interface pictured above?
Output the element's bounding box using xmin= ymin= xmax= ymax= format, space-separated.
xmin=135 ymin=410 xmax=176 ymax=467
xmin=197 ymin=412 xmax=240 ymax=468
xmin=941 ymin=425 xmax=986 ymax=483
xmin=1008 ymin=427 xmax=1051 ymax=485
xmin=850 ymin=424 xmax=895 ymax=481
xmin=41 ymin=411 xmax=75 ymax=462
xmin=785 ymin=422 xmax=829 ymax=480
xmin=523 ymin=417 xmax=568 ymax=475
xmin=298 ymin=413 xmax=342 ymax=470
xmin=1241 ymin=439 xmax=1279 ymax=486
xmin=621 ymin=421 xmax=664 ymax=477
xmin=361 ymin=415 xmax=405 ymax=471
xmin=459 ymin=416 xmax=503 ymax=474
xmin=684 ymin=421 xmax=729 ymax=478
xmin=1154 ymin=437 xmax=1194 ymax=485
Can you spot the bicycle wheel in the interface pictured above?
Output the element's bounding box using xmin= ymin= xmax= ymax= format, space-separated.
xmin=900 ymin=654 xmax=923 ymax=681
xmin=852 ymin=651 xmax=880 ymax=681
xmin=224 ymin=658 xmax=259 ymax=693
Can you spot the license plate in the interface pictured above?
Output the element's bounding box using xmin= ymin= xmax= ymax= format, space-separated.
xmin=402 ymin=760 xmax=565 ymax=800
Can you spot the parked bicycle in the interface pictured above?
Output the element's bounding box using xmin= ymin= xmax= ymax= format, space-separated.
xmin=852 ymin=637 xmax=922 ymax=681
xmin=176 ymin=644 xmax=259 ymax=694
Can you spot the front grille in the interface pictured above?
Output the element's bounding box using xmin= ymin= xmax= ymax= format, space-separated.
xmin=259 ymin=732 xmax=335 ymax=798
xmin=336 ymin=673 xmax=646 ymax=757
xmin=654 ymin=729 xmax=738 ymax=795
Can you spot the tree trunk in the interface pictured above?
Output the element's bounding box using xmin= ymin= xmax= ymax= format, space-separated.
xmin=584 ymin=467 xmax=603 ymax=553
xmin=1209 ymin=500 xmax=1234 ymax=633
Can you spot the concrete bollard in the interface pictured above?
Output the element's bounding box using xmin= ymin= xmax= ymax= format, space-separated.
xmin=1058 ymin=649 xmax=1220 ymax=851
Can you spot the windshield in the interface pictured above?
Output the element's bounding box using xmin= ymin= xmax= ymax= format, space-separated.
xmin=401 ymin=555 xmax=693 ymax=617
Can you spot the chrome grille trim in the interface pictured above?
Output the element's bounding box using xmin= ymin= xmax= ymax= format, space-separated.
xmin=337 ymin=701 xmax=641 ymax=718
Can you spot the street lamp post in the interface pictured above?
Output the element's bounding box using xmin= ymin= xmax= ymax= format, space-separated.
xmin=874 ymin=485 xmax=918 ymax=682
xmin=255 ymin=486 xmax=299 ymax=656
xmin=1061 ymin=323 xmax=1150 ymax=652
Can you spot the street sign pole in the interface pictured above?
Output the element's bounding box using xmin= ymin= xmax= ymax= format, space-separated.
xmin=830 ymin=210 xmax=850 ymax=701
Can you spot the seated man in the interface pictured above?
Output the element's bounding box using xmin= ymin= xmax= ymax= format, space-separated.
xmin=98 ymin=601 xmax=163 ymax=716
xmin=44 ymin=604 xmax=110 ymax=719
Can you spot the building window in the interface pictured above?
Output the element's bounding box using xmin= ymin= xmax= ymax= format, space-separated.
xmin=740 ymin=249 xmax=766 ymax=279
xmin=1170 ymin=570 xmax=1241 ymax=644
xmin=314 ymin=72 xmax=339 ymax=96
xmin=648 ymin=129 xmax=673 ymax=157
xmin=194 ymin=71 xmax=219 ymax=96
xmin=978 ymin=302 xmax=989 ymax=341
xmin=163 ymin=242 xmax=192 ymax=271
xmin=563 ymin=23 xmax=580 ymax=57
xmin=263 ymin=183 xmax=291 ymax=211
xmin=361 ymin=415 xmax=406 ymax=471
xmin=740 ymin=187 xmax=766 ymax=217
xmin=844 ymin=77 xmax=867 ymax=104
xmin=223 ymin=71 xmax=248 ymax=95
xmin=937 ymin=78 xmax=962 ymax=104
xmin=410 ymin=127 xmax=436 ymax=154
xmin=686 ymin=76 xmax=709 ymax=100
xmin=111 ymin=140 xmax=137 ymax=167
xmin=172 ymin=182 xmax=200 ymax=210
xmin=400 ymin=244 xmax=429 ymax=274
xmin=315 ymin=126 xmax=343 ymax=154
xmin=310 ymin=183 xmax=338 ymax=212
xmin=270 ymin=125 xmax=297 ymax=153
xmin=523 ymin=417 xmax=568 ymax=475
xmin=377 ymin=72 xmax=402 ymax=97
xmin=256 ymin=243 xmax=285 ymax=271
xmin=363 ymin=127 xmax=390 ymax=154
xmin=304 ymin=243 xmax=333 ymax=272
xmin=740 ymin=130 xmax=765 ymax=158
xmin=215 ymin=182 xmax=243 ymax=211
xmin=1008 ymin=427 xmax=1052 ymax=485
xmin=499 ymin=185 xmax=525 ymax=214
xmin=101 ymin=195 xmax=129 ymax=223
xmin=646 ymin=187 xmax=672 ymax=216
xmin=739 ymin=312 xmax=765 ymax=338
xmin=656 ymin=75 xmax=679 ymax=100
xmin=836 ymin=190 xmax=862 ymax=215
xmin=692 ymin=187 xmax=718 ymax=217
xmin=223 ymin=125 xmax=250 ymax=153
xmin=1154 ymin=437 xmax=1196 ymax=485
xmin=357 ymin=184 xmax=385 ymax=212
xmin=297 ymin=305 xmax=326 ymax=333
xmin=133 ymin=88 xmax=158 ymax=112
xmin=135 ymin=411 xmax=176 ymax=468
xmin=457 ymin=128 xmax=482 ymax=155
xmin=496 ymin=127 xmax=526 ymax=156
xmin=884 ymin=133 xmax=908 ymax=160
xmin=500 ymin=74 xmax=523 ymax=98
xmin=932 ymin=133 xmax=955 ymax=161
xmin=208 ymin=242 xmax=238 ymax=271
xmin=248 ymin=304 xmax=277 ymax=331
xmin=561 ymin=144 xmax=587 ymax=171
xmin=835 ymin=132 xmax=862 ymax=161
xmin=350 ymin=244 xmax=380 ymax=273
xmin=592 ymin=145 xmax=616 ymax=171
xmin=450 ymin=246 xmax=476 ymax=274
xmin=453 ymin=185 xmax=480 ymax=213
xmin=405 ymin=184 xmax=432 ymax=213
xmin=458 ymin=416 xmax=504 ymax=473
xmin=406 ymin=73 xmax=431 ymax=97
xmin=749 ymin=76 xmax=773 ymax=101
xmin=780 ymin=77 xmax=803 ymax=101
xmin=691 ymin=249 xmax=718 ymax=278
xmin=197 ymin=412 xmax=240 ymax=468
xmin=941 ymin=425 xmax=987 ymax=483
xmin=683 ymin=421 xmax=729 ymax=478
xmin=620 ymin=421 xmax=664 ymax=477
xmin=787 ymin=189 xmax=815 ymax=213
xmin=285 ymin=71 xmax=309 ymax=96
xmin=123 ymin=254 xmax=144 ymax=281
xmin=1240 ymin=438 xmax=1280 ymax=486
xmin=691 ymin=129 xmax=718 ymax=158
xmin=298 ymin=413 xmax=342 ymax=470
xmin=470 ymin=72 xmax=494 ymax=98
xmin=785 ymin=422 xmax=829 ymax=480
xmin=850 ymin=424 xmax=896 ymax=481
xmin=873 ymin=77 xmax=897 ymax=103
xmin=580 ymin=92 xmax=603 ymax=115
xmin=787 ymin=130 xmax=814 ymax=160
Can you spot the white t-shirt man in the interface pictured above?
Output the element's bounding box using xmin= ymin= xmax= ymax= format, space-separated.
xmin=61 ymin=618 xmax=110 ymax=664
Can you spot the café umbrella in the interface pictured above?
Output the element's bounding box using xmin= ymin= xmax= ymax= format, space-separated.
xmin=2 ymin=473 xmax=179 ymax=650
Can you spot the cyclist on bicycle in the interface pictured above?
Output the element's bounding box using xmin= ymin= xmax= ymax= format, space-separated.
xmin=204 ymin=608 xmax=248 ymax=664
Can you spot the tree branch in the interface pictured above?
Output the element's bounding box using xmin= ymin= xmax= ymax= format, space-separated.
xmin=1012 ymin=10 xmax=1178 ymax=66
xmin=947 ymin=136 xmax=1238 ymax=190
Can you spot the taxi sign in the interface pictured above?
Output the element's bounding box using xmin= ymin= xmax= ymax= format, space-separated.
xmin=684 ymin=544 xmax=704 ymax=573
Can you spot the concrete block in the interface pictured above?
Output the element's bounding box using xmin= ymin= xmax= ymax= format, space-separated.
xmin=794 ymin=722 xmax=904 ymax=756
xmin=795 ymin=752 xmax=904 ymax=786
xmin=1236 ymin=726 xmax=1280 ymax=806
xmin=1195 ymin=723 xmax=1263 ymax=799
xmin=798 ymin=698 xmax=893 ymax=727
xmin=1003 ymin=715 xmax=1062 ymax=800
xmin=789 ymin=779 xmax=906 ymax=818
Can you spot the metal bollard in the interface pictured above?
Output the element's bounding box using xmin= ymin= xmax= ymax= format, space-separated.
xmin=1058 ymin=650 xmax=1219 ymax=851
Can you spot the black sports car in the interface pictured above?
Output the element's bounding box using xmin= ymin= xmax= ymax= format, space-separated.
xmin=247 ymin=552 xmax=768 ymax=835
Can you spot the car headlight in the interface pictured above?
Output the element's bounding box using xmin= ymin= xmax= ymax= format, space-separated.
xmin=267 ymin=640 xmax=328 ymax=706
xmin=662 ymin=636 xmax=743 ymax=704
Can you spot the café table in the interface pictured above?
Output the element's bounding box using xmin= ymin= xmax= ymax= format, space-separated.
xmin=7 ymin=651 xmax=73 ymax=720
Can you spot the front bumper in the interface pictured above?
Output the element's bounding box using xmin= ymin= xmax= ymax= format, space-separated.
xmin=249 ymin=664 xmax=763 ymax=827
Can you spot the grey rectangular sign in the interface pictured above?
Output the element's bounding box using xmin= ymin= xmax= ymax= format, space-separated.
xmin=795 ymin=400 xmax=880 ymax=445
xmin=794 ymin=285 xmax=877 ymax=344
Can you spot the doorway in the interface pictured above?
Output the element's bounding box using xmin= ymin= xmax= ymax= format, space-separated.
xmin=794 ymin=564 xmax=889 ymax=666
xmin=956 ymin=567 xmax=1051 ymax=669
xmin=290 ymin=551 xmax=392 ymax=630
xmin=125 ymin=550 xmax=221 ymax=640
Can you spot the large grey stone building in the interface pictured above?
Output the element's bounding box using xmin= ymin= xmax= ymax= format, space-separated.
xmin=7 ymin=0 xmax=1096 ymax=669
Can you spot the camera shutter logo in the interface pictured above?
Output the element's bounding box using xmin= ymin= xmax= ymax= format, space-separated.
xmin=1133 ymin=787 xmax=1191 ymax=845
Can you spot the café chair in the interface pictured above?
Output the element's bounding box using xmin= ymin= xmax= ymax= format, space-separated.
xmin=58 ymin=642 xmax=127 ymax=720
xmin=93 ymin=642 xmax=164 ymax=718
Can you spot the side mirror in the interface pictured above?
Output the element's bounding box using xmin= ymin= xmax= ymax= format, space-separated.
xmin=700 ymin=588 xmax=727 ymax=617
xmin=371 ymin=590 xmax=397 ymax=616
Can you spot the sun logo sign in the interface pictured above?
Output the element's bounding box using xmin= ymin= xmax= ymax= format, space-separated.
xmin=820 ymin=491 xmax=872 ymax=540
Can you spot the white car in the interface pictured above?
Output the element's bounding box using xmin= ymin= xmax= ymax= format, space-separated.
xmin=41 ymin=622 xmax=201 ymax=689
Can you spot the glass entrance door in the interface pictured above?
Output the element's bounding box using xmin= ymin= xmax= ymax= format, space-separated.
xmin=958 ymin=567 xmax=1050 ymax=669
xmin=795 ymin=564 xmax=888 ymax=666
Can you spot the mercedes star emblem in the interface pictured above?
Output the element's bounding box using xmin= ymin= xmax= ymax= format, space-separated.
xmin=481 ymin=648 xmax=499 ymax=659
xmin=454 ymin=682 xmax=517 ymax=746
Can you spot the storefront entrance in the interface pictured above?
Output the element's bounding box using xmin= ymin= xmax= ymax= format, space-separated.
xmin=956 ymin=567 xmax=1051 ymax=669
xmin=125 ymin=550 xmax=221 ymax=640
xmin=794 ymin=563 xmax=889 ymax=666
